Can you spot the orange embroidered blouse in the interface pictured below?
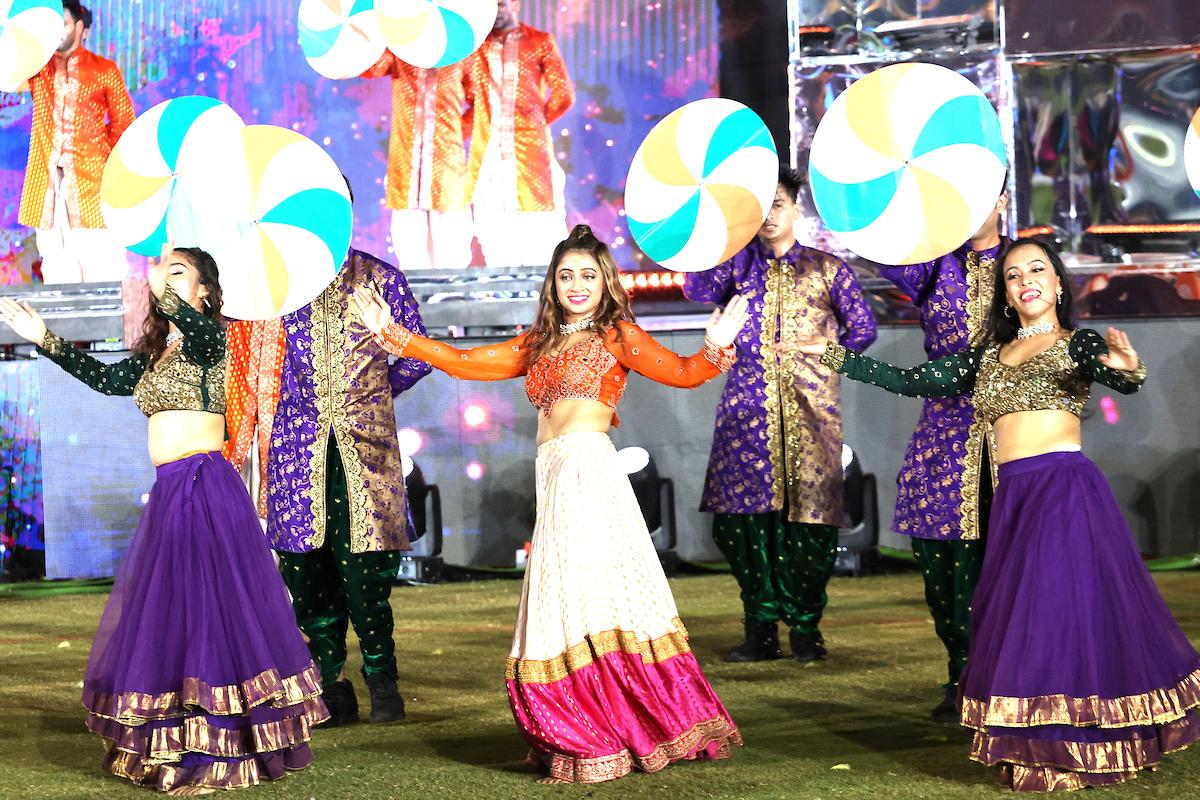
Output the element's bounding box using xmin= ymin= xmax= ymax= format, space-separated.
xmin=377 ymin=320 xmax=735 ymax=426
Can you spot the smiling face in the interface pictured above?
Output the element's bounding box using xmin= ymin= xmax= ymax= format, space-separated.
xmin=165 ymin=251 xmax=210 ymax=311
xmin=1002 ymin=242 xmax=1061 ymax=325
xmin=758 ymin=185 xmax=800 ymax=251
xmin=554 ymin=249 xmax=604 ymax=322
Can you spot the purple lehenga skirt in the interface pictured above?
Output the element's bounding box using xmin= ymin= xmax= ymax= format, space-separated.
xmin=81 ymin=452 xmax=329 ymax=792
xmin=959 ymin=451 xmax=1200 ymax=791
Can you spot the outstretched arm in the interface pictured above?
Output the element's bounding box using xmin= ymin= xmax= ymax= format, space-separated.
xmin=351 ymin=287 xmax=527 ymax=381
xmin=1071 ymin=327 xmax=1146 ymax=394
xmin=795 ymin=338 xmax=980 ymax=398
xmin=606 ymin=296 xmax=749 ymax=388
xmin=0 ymin=297 xmax=148 ymax=396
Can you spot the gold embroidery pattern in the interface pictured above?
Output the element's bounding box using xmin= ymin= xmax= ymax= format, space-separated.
xmin=975 ymin=339 xmax=1092 ymax=424
xmin=87 ymin=696 xmax=327 ymax=761
xmin=540 ymin=716 xmax=742 ymax=783
xmin=961 ymin=667 xmax=1200 ymax=730
xmin=964 ymin=250 xmax=995 ymax=342
xmin=506 ymin=618 xmax=692 ymax=684
xmin=83 ymin=662 xmax=324 ymax=723
xmin=971 ymin=715 xmax=1197 ymax=780
xmin=41 ymin=330 xmax=66 ymax=356
xmin=103 ymin=743 xmax=313 ymax=792
xmin=132 ymin=343 xmax=228 ymax=418
xmin=303 ymin=285 xmax=335 ymax=550
xmin=758 ymin=259 xmax=785 ymax=511
xmin=957 ymin=413 xmax=987 ymax=541
xmin=323 ymin=285 xmax=373 ymax=554
xmin=820 ymin=342 xmax=847 ymax=371
xmin=778 ymin=253 xmax=846 ymax=526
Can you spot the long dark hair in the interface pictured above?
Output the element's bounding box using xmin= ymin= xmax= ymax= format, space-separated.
xmin=522 ymin=224 xmax=635 ymax=369
xmin=134 ymin=247 xmax=224 ymax=366
xmin=974 ymin=236 xmax=1074 ymax=348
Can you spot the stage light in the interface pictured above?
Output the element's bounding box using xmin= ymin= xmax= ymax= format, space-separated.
xmin=466 ymin=461 xmax=485 ymax=481
xmin=1100 ymin=396 xmax=1121 ymax=425
xmin=834 ymin=445 xmax=879 ymax=577
xmin=463 ymin=403 xmax=488 ymax=428
xmin=140 ymin=493 xmax=149 ymax=504
xmin=397 ymin=458 xmax=443 ymax=584
xmin=397 ymin=427 xmax=424 ymax=456
xmin=617 ymin=445 xmax=680 ymax=573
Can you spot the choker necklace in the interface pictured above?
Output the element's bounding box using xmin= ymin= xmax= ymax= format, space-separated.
xmin=1017 ymin=321 xmax=1055 ymax=339
xmin=559 ymin=317 xmax=594 ymax=336
xmin=165 ymin=331 xmax=184 ymax=347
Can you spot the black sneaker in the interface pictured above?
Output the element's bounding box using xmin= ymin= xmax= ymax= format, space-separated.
xmin=365 ymin=674 xmax=406 ymax=723
xmin=726 ymin=620 xmax=783 ymax=663
xmin=788 ymin=629 xmax=828 ymax=663
xmin=317 ymin=679 xmax=359 ymax=727
xmin=931 ymin=685 xmax=959 ymax=725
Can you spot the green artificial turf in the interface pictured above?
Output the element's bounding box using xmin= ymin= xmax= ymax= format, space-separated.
xmin=2 ymin=572 xmax=1198 ymax=799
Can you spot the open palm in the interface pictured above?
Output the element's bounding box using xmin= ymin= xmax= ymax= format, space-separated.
xmin=704 ymin=294 xmax=751 ymax=348
xmin=0 ymin=298 xmax=47 ymax=344
xmin=1097 ymin=326 xmax=1139 ymax=372
xmin=349 ymin=287 xmax=394 ymax=334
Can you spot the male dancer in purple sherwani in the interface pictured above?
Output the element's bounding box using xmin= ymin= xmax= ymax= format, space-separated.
xmin=684 ymin=166 xmax=877 ymax=664
xmin=879 ymin=188 xmax=1008 ymax=722
xmin=260 ymin=182 xmax=432 ymax=726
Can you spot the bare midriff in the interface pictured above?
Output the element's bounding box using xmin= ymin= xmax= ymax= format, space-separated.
xmin=147 ymin=410 xmax=226 ymax=466
xmin=991 ymin=409 xmax=1081 ymax=465
xmin=535 ymin=398 xmax=615 ymax=446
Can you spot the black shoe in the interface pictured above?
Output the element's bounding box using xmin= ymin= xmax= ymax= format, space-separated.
xmin=317 ymin=679 xmax=359 ymax=727
xmin=788 ymin=630 xmax=828 ymax=663
xmin=365 ymin=674 xmax=407 ymax=723
xmin=931 ymin=685 xmax=959 ymax=725
xmin=726 ymin=620 xmax=782 ymax=663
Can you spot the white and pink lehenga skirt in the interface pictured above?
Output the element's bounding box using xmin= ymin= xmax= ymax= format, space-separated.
xmin=507 ymin=432 xmax=741 ymax=783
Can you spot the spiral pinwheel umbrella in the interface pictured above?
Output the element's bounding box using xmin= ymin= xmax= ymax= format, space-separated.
xmin=298 ymin=0 xmax=386 ymax=80
xmin=375 ymin=0 xmax=494 ymax=69
xmin=0 ymin=0 xmax=63 ymax=92
xmin=1185 ymin=105 xmax=1200 ymax=201
xmin=624 ymin=98 xmax=779 ymax=272
xmin=102 ymin=97 xmax=352 ymax=320
xmin=100 ymin=95 xmax=245 ymax=257
xmin=808 ymin=62 xmax=1008 ymax=265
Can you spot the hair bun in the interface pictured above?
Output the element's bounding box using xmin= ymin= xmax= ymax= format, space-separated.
xmin=568 ymin=223 xmax=595 ymax=240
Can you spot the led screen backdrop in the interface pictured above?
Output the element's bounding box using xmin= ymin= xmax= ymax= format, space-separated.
xmin=0 ymin=0 xmax=718 ymax=280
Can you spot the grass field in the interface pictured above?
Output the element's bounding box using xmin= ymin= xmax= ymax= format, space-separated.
xmin=2 ymin=570 xmax=1198 ymax=800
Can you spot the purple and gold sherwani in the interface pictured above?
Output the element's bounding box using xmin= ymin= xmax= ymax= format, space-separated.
xmin=685 ymin=238 xmax=876 ymax=648
xmin=267 ymin=249 xmax=430 ymax=554
xmin=879 ymin=238 xmax=1006 ymax=691
xmin=685 ymin=238 xmax=878 ymax=526
xmin=880 ymin=240 xmax=1006 ymax=543
xmin=267 ymin=248 xmax=430 ymax=693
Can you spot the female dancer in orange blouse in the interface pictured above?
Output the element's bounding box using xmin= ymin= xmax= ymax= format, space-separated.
xmin=352 ymin=224 xmax=748 ymax=784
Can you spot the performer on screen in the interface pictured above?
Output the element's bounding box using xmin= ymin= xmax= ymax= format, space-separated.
xmin=19 ymin=1 xmax=135 ymax=283
xmin=684 ymin=165 xmax=877 ymax=665
xmin=236 ymin=180 xmax=432 ymax=728
xmin=361 ymin=54 xmax=473 ymax=270
xmin=0 ymin=245 xmax=327 ymax=792
xmin=352 ymin=224 xmax=744 ymax=784
xmin=795 ymin=238 xmax=1200 ymax=792
xmin=465 ymin=0 xmax=575 ymax=267
xmin=876 ymin=187 xmax=1010 ymax=722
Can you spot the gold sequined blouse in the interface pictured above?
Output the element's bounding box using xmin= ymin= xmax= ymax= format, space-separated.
xmin=822 ymin=328 xmax=1146 ymax=424
xmin=37 ymin=287 xmax=227 ymax=417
